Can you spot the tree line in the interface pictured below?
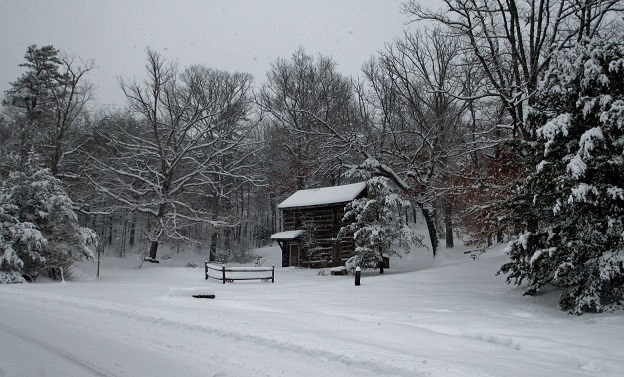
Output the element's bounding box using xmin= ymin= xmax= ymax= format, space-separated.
xmin=1 ymin=0 xmax=622 ymax=313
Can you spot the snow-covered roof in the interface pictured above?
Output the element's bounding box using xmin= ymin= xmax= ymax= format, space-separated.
xmin=270 ymin=230 xmax=306 ymax=240
xmin=278 ymin=182 xmax=367 ymax=209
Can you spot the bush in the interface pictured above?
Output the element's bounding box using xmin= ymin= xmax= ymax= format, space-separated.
xmin=0 ymin=270 xmax=27 ymax=284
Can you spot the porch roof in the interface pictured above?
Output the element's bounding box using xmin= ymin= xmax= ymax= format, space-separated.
xmin=270 ymin=230 xmax=306 ymax=240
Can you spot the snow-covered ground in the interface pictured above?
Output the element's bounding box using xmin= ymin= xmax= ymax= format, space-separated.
xmin=1 ymin=243 xmax=623 ymax=377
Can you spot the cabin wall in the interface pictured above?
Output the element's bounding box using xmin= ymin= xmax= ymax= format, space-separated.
xmin=282 ymin=204 xmax=355 ymax=267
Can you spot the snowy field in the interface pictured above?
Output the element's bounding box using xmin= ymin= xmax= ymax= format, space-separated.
xmin=1 ymin=243 xmax=623 ymax=377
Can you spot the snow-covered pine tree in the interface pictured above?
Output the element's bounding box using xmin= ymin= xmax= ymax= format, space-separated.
xmin=0 ymin=202 xmax=46 ymax=283
xmin=500 ymin=33 xmax=624 ymax=314
xmin=0 ymin=167 xmax=96 ymax=282
xmin=340 ymin=177 xmax=425 ymax=271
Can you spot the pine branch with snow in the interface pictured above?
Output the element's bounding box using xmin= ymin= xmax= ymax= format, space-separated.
xmin=340 ymin=177 xmax=425 ymax=269
xmin=500 ymin=33 xmax=624 ymax=314
xmin=0 ymin=167 xmax=95 ymax=282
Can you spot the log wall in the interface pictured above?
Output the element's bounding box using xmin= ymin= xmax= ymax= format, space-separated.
xmin=282 ymin=203 xmax=355 ymax=267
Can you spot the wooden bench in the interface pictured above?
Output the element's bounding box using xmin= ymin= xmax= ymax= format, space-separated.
xmin=205 ymin=262 xmax=275 ymax=284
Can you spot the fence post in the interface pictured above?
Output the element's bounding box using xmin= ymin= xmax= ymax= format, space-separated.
xmin=271 ymin=265 xmax=275 ymax=283
xmin=204 ymin=261 xmax=208 ymax=280
xmin=355 ymin=266 xmax=361 ymax=286
xmin=222 ymin=264 xmax=226 ymax=284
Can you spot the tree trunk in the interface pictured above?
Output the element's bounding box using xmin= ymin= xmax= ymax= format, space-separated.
xmin=224 ymin=228 xmax=232 ymax=256
xmin=107 ymin=215 xmax=113 ymax=247
xmin=419 ymin=203 xmax=438 ymax=257
xmin=50 ymin=143 xmax=62 ymax=177
xmin=120 ymin=215 xmax=127 ymax=257
xmin=147 ymin=202 xmax=167 ymax=261
xmin=445 ymin=201 xmax=454 ymax=248
xmin=496 ymin=230 xmax=504 ymax=244
xmin=271 ymin=200 xmax=277 ymax=234
xmin=129 ymin=213 xmax=136 ymax=248
xmin=210 ymin=235 xmax=218 ymax=262
xmin=148 ymin=240 xmax=159 ymax=259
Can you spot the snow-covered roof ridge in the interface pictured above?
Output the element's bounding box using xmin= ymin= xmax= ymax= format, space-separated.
xmin=278 ymin=182 xmax=367 ymax=209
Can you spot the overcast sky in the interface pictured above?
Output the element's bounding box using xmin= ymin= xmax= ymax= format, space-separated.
xmin=0 ymin=0 xmax=416 ymax=109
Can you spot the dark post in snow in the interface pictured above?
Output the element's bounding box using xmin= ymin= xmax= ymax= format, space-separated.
xmin=97 ymin=243 xmax=102 ymax=278
xmin=204 ymin=261 xmax=208 ymax=280
xmin=222 ymin=264 xmax=226 ymax=284
xmin=355 ymin=266 xmax=361 ymax=286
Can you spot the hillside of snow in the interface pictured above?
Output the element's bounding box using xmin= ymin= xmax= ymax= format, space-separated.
xmin=1 ymin=243 xmax=623 ymax=376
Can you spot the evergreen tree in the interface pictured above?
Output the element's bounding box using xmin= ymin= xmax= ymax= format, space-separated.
xmin=340 ymin=177 xmax=425 ymax=270
xmin=2 ymin=44 xmax=95 ymax=177
xmin=500 ymin=34 xmax=624 ymax=314
xmin=0 ymin=166 xmax=96 ymax=282
xmin=0 ymin=200 xmax=46 ymax=283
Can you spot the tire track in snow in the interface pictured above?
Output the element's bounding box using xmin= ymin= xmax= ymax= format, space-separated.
xmin=2 ymin=289 xmax=431 ymax=377
xmin=0 ymin=323 xmax=116 ymax=377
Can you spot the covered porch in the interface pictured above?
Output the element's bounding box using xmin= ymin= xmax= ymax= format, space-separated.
xmin=271 ymin=230 xmax=306 ymax=267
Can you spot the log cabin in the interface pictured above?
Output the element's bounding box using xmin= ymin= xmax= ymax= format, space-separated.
xmin=271 ymin=182 xmax=367 ymax=268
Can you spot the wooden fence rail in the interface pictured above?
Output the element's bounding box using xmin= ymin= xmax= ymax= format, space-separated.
xmin=205 ymin=262 xmax=275 ymax=284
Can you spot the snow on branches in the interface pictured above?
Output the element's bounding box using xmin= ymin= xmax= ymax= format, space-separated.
xmin=0 ymin=204 xmax=46 ymax=283
xmin=0 ymin=168 xmax=95 ymax=283
xmin=500 ymin=33 xmax=624 ymax=314
xmin=339 ymin=177 xmax=425 ymax=269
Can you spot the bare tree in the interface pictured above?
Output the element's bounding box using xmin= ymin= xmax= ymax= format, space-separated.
xmin=88 ymin=49 xmax=262 ymax=260
xmin=402 ymin=0 xmax=623 ymax=244
xmin=317 ymin=29 xmax=484 ymax=256
xmin=404 ymin=0 xmax=623 ymax=139
xmin=258 ymin=48 xmax=358 ymax=194
xmin=366 ymin=29 xmax=474 ymax=255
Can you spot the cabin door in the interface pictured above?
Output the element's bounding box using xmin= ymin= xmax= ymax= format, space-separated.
xmin=289 ymin=244 xmax=300 ymax=267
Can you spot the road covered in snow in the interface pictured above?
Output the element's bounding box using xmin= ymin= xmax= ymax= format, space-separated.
xmin=1 ymin=245 xmax=623 ymax=377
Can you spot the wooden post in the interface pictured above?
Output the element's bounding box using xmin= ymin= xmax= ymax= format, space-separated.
xmin=222 ymin=264 xmax=226 ymax=284
xmin=355 ymin=266 xmax=361 ymax=286
xmin=96 ymin=243 xmax=101 ymax=278
xmin=204 ymin=261 xmax=208 ymax=280
xmin=271 ymin=265 xmax=275 ymax=283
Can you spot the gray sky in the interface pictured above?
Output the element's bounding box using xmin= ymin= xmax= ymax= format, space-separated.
xmin=0 ymin=0 xmax=413 ymax=109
